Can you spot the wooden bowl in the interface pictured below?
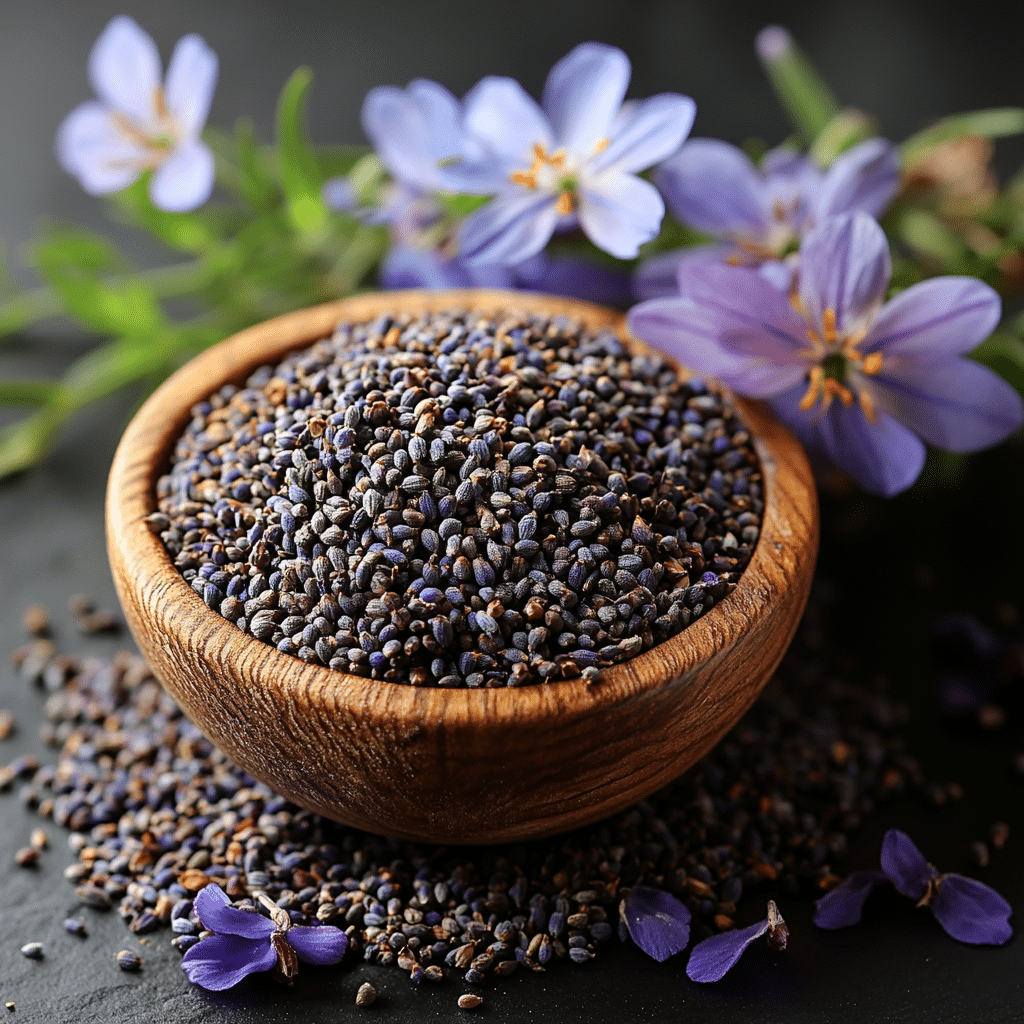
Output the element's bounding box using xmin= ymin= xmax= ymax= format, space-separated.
xmin=106 ymin=289 xmax=818 ymax=844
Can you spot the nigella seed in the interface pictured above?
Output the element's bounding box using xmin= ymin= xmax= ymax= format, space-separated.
xmin=21 ymin=943 xmax=43 ymax=959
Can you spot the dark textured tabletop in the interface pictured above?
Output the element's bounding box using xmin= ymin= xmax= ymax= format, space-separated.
xmin=3 ymin=2 xmax=1024 ymax=1021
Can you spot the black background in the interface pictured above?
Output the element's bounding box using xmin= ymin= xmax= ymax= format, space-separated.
xmin=2 ymin=2 xmax=1024 ymax=1021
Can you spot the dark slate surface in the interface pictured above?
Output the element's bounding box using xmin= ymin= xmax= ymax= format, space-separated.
xmin=3 ymin=1 xmax=1024 ymax=1020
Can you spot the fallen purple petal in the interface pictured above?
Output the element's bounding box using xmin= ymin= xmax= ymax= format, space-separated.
xmin=180 ymin=932 xmax=278 ymax=991
xmin=285 ymin=925 xmax=349 ymax=965
xmin=814 ymin=870 xmax=888 ymax=929
xmin=685 ymin=918 xmax=770 ymax=983
xmin=620 ymin=886 xmax=691 ymax=962
xmin=193 ymin=883 xmax=275 ymax=940
xmin=880 ymin=829 xmax=937 ymax=900
xmin=931 ymin=874 xmax=1013 ymax=946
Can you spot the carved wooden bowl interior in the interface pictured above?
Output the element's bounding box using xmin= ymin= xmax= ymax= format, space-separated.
xmin=106 ymin=289 xmax=818 ymax=844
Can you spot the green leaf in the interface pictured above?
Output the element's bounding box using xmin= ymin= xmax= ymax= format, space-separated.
xmin=0 ymin=379 xmax=59 ymax=405
xmin=0 ymin=409 xmax=61 ymax=478
xmin=31 ymin=228 xmax=165 ymax=336
xmin=756 ymin=27 xmax=841 ymax=145
xmin=435 ymin=193 xmax=491 ymax=219
xmin=894 ymin=209 xmax=965 ymax=270
xmin=972 ymin=330 xmax=1024 ymax=397
xmin=902 ymin=108 xmax=1024 ymax=161
xmin=276 ymin=67 xmax=328 ymax=237
xmin=810 ymin=109 xmax=879 ymax=166
xmin=235 ymin=118 xmax=280 ymax=212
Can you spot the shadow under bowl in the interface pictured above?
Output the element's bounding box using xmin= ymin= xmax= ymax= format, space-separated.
xmin=106 ymin=289 xmax=818 ymax=844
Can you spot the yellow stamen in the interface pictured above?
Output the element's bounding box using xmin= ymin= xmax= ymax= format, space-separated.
xmin=154 ymin=85 xmax=168 ymax=120
xmin=859 ymin=389 xmax=877 ymax=421
xmin=594 ymin=137 xmax=610 ymax=153
xmin=823 ymin=378 xmax=854 ymax=407
xmin=549 ymin=148 xmax=567 ymax=167
xmin=822 ymin=308 xmax=837 ymax=345
xmin=799 ymin=367 xmax=824 ymax=411
xmin=861 ymin=351 xmax=883 ymax=375
xmin=112 ymin=112 xmax=151 ymax=149
xmin=556 ymin=191 xmax=574 ymax=216
xmin=532 ymin=142 xmax=547 ymax=162
xmin=806 ymin=329 xmax=821 ymax=344
xmin=510 ymin=171 xmax=537 ymax=188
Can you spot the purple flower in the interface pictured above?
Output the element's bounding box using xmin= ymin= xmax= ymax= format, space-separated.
xmin=620 ymin=886 xmax=691 ymax=961
xmin=56 ymin=16 xmax=218 ymax=212
xmin=181 ymin=884 xmax=347 ymax=990
xmin=457 ymin=42 xmax=695 ymax=264
xmin=636 ymin=137 xmax=899 ymax=299
xmin=686 ymin=901 xmax=788 ymax=983
xmin=814 ymin=830 xmax=1013 ymax=945
xmin=627 ymin=211 xmax=1022 ymax=496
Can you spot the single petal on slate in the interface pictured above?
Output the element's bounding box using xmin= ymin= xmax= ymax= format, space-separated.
xmin=931 ymin=874 xmax=1013 ymax=946
xmin=880 ymin=830 xmax=936 ymax=901
xmin=685 ymin=918 xmax=770 ymax=983
xmin=621 ymin=886 xmax=691 ymax=962
xmin=814 ymin=870 xmax=888 ymax=929
xmin=286 ymin=924 xmax=349 ymax=965
xmin=181 ymin=933 xmax=277 ymax=990
xmin=194 ymin=883 xmax=275 ymax=940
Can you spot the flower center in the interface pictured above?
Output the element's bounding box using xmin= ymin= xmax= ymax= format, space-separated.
xmin=109 ymin=86 xmax=181 ymax=170
xmin=797 ymin=306 xmax=884 ymax=419
xmin=509 ymin=138 xmax=608 ymax=215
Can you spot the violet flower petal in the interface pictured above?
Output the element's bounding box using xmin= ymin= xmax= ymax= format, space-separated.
xmin=55 ymin=101 xmax=143 ymax=194
xmin=798 ymin=212 xmax=891 ymax=337
xmin=590 ymin=93 xmax=696 ymax=177
xmin=931 ymin=874 xmax=1013 ymax=946
xmin=869 ymin=356 xmax=1023 ymax=453
xmin=148 ymin=141 xmax=216 ymax=213
xmin=463 ymin=76 xmax=554 ymax=168
xmin=515 ymin=254 xmax=633 ymax=306
xmin=181 ymin=933 xmax=277 ymax=990
xmin=286 ymin=925 xmax=349 ymax=965
xmin=632 ymin=244 xmax=743 ymax=300
xmin=654 ymin=139 xmax=768 ymax=242
xmin=88 ymin=15 xmax=161 ymax=126
xmin=576 ymin=173 xmax=665 ymax=259
xmin=620 ymin=886 xmax=691 ymax=962
xmin=163 ymin=34 xmax=218 ymax=138
xmin=815 ymin=138 xmax=901 ymax=222
xmin=458 ymin=191 xmax=561 ymax=265
xmin=193 ymin=883 xmax=275 ymax=940
xmin=542 ymin=42 xmax=630 ymax=157
xmin=880 ymin=829 xmax=937 ymax=900
xmin=813 ymin=870 xmax=888 ymax=929
xmin=816 ymin=402 xmax=926 ymax=498
xmin=685 ymin=919 xmax=770 ymax=983
xmin=864 ymin=276 xmax=1001 ymax=358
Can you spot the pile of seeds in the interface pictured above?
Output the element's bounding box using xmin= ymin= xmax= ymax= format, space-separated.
xmin=5 ymin=587 xmax=937 ymax=998
xmin=153 ymin=310 xmax=762 ymax=686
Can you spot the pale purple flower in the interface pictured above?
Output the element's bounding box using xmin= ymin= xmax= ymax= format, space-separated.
xmin=636 ymin=137 xmax=899 ymax=299
xmin=56 ymin=16 xmax=218 ymax=212
xmin=686 ymin=901 xmax=788 ymax=983
xmin=181 ymin=884 xmax=347 ymax=990
xmin=627 ymin=212 xmax=1023 ymax=496
xmin=457 ymin=42 xmax=695 ymax=265
xmin=815 ymin=830 xmax=1013 ymax=945
xmin=619 ymin=886 xmax=691 ymax=961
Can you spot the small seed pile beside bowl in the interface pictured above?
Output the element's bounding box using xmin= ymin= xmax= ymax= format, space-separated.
xmin=153 ymin=309 xmax=762 ymax=688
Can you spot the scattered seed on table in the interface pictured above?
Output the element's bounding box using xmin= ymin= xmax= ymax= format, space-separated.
xmin=458 ymin=994 xmax=483 ymax=1010
xmin=8 ymin=585 xmax=940 ymax=992
xmin=355 ymin=982 xmax=377 ymax=1007
xmin=156 ymin=309 xmax=762 ymax=687
xmin=14 ymin=848 xmax=38 ymax=868
xmin=0 ymin=710 xmax=14 ymax=739
xmin=21 ymin=606 xmax=50 ymax=637
xmin=990 ymin=822 xmax=1010 ymax=850
xmin=30 ymin=829 xmax=47 ymax=850
xmin=64 ymin=918 xmax=88 ymax=937
xmin=115 ymin=950 xmax=141 ymax=972
xmin=20 ymin=943 xmax=43 ymax=960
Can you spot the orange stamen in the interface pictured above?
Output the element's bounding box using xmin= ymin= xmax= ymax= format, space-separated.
xmin=510 ymin=171 xmax=537 ymax=188
xmin=861 ymin=351 xmax=883 ymax=375
xmin=822 ymin=308 xmax=837 ymax=345
xmin=799 ymin=367 xmax=824 ymax=411
xmin=858 ymin=390 xmax=877 ymax=421
xmin=556 ymin=191 xmax=574 ymax=216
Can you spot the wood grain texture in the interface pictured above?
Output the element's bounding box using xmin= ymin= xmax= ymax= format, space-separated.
xmin=106 ymin=289 xmax=819 ymax=843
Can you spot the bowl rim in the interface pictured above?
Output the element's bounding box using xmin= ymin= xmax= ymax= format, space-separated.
xmin=106 ymin=288 xmax=817 ymax=733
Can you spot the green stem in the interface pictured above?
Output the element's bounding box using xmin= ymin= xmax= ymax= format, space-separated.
xmin=0 ymin=257 xmax=214 ymax=337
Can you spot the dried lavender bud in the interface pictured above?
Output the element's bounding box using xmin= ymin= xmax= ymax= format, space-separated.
xmin=115 ymin=950 xmax=142 ymax=972
xmin=20 ymin=942 xmax=43 ymax=959
xmin=64 ymin=918 xmax=88 ymax=937
xmin=156 ymin=310 xmax=761 ymax=687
